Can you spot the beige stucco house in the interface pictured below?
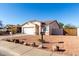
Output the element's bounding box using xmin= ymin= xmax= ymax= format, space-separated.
xmin=22 ymin=20 xmax=63 ymax=35
xmin=22 ymin=21 xmax=41 ymax=35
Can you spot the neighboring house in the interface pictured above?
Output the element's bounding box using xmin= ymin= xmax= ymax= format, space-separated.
xmin=0 ymin=28 xmax=7 ymax=31
xmin=22 ymin=20 xmax=63 ymax=35
xmin=0 ymin=28 xmax=7 ymax=35
xmin=5 ymin=25 xmax=21 ymax=34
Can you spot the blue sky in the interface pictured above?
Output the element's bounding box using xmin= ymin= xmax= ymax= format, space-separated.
xmin=0 ymin=3 xmax=79 ymax=26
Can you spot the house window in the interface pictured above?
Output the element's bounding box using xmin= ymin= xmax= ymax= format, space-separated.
xmin=41 ymin=27 xmax=46 ymax=32
xmin=46 ymin=26 xmax=49 ymax=32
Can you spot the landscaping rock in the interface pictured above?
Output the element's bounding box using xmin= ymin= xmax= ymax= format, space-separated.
xmin=19 ymin=41 xmax=24 ymax=44
xmin=52 ymin=45 xmax=59 ymax=51
xmin=38 ymin=44 xmax=43 ymax=49
xmin=14 ymin=39 xmax=19 ymax=43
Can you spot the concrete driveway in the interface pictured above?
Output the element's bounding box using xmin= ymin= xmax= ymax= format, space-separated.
xmin=0 ymin=34 xmax=67 ymax=56
xmin=0 ymin=41 xmax=52 ymax=56
xmin=0 ymin=40 xmax=67 ymax=56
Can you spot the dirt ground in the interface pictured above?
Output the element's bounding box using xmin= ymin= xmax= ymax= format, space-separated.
xmin=12 ymin=35 xmax=79 ymax=56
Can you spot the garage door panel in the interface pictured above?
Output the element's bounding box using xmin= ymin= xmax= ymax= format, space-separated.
xmin=23 ymin=27 xmax=35 ymax=35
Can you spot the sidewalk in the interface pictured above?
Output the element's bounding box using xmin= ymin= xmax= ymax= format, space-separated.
xmin=0 ymin=41 xmax=52 ymax=56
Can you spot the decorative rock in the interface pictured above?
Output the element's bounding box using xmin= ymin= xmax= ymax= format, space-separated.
xmin=23 ymin=42 xmax=26 ymax=45
xmin=38 ymin=44 xmax=43 ymax=48
xmin=25 ymin=43 xmax=30 ymax=46
xmin=14 ymin=39 xmax=19 ymax=43
xmin=31 ymin=42 xmax=36 ymax=47
xmin=19 ymin=41 xmax=24 ymax=44
xmin=12 ymin=39 xmax=15 ymax=42
xmin=52 ymin=45 xmax=59 ymax=51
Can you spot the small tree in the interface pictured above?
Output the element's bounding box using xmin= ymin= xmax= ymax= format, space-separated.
xmin=5 ymin=24 xmax=17 ymax=34
xmin=58 ymin=22 xmax=64 ymax=28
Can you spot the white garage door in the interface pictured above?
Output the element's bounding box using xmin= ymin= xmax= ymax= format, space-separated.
xmin=23 ymin=27 xmax=35 ymax=35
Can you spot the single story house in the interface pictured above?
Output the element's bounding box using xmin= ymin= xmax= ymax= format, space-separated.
xmin=22 ymin=20 xmax=63 ymax=35
xmin=5 ymin=25 xmax=21 ymax=34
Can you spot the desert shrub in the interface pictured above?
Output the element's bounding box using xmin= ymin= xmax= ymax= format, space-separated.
xmin=6 ymin=39 xmax=11 ymax=42
xmin=38 ymin=39 xmax=46 ymax=43
xmin=11 ymin=28 xmax=17 ymax=34
xmin=14 ymin=39 xmax=19 ymax=43
xmin=0 ymin=31 xmax=5 ymax=35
